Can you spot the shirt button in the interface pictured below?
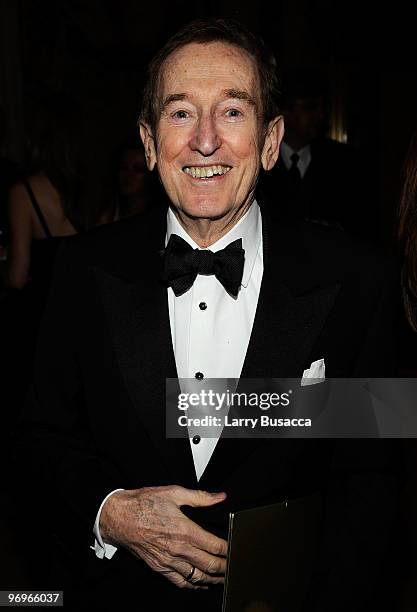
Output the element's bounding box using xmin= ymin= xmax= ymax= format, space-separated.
xmin=192 ymin=435 xmax=201 ymax=444
xmin=195 ymin=372 xmax=204 ymax=380
xmin=199 ymin=302 xmax=207 ymax=310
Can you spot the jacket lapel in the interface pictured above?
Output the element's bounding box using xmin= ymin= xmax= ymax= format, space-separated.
xmin=92 ymin=226 xmax=197 ymax=486
xmin=241 ymin=272 xmax=341 ymax=379
xmin=241 ymin=205 xmax=341 ymax=378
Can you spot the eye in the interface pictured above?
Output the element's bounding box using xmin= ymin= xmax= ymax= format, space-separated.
xmin=225 ymin=108 xmax=243 ymax=118
xmin=171 ymin=110 xmax=189 ymax=120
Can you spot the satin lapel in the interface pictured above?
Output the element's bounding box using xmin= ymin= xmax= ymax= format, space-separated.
xmin=92 ymin=250 xmax=197 ymax=486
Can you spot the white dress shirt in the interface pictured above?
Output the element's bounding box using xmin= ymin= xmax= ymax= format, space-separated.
xmin=280 ymin=141 xmax=311 ymax=178
xmin=92 ymin=201 xmax=263 ymax=559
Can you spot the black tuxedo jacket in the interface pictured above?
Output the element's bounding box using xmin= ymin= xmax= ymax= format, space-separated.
xmin=14 ymin=202 xmax=403 ymax=611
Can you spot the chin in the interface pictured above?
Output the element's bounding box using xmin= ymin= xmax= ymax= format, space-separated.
xmin=179 ymin=197 xmax=232 ymax=221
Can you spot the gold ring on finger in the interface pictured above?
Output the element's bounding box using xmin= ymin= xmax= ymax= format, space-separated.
xmin=185 ymin=565 xmax=196 ymax=582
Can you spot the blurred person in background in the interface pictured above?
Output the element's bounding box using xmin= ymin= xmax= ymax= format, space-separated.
xmin=7 ymin=96 xmax=86 ymax=292
xmin=398 ymin=130 xmax=417 ymax=378
xmin=399 ymin=130 xmax=417 ymax=336
xmin=4 ymin=94 xmax=118 ymax=414
xmin=3 ymin=97 xmax=83 ymax=447
xmin=396 ymin=130 xmax=417 ymax=612
xmin=113 ymin=140 xmax=152 ymax=219
xmin=259 ymin=69 xmax=372 ymax=240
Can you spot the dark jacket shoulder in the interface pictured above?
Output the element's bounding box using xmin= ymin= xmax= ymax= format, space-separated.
xmin=54 ymin=206 xmax=167 ymax=281
xmin=264 ymin=212 xmax=398 ymax=293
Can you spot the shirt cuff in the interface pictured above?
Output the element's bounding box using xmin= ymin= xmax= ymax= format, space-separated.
xmin=90 ymin=488 xmax=125 ymax=559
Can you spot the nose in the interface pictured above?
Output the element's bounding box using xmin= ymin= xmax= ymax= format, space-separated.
xmin=189 ymin=113 xmax=221 ymax=156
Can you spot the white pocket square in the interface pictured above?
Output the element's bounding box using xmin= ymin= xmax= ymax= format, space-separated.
xmin=301 ymin=358 xmax=325 ymax=386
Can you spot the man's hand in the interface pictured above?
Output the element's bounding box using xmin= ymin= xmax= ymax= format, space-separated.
xmin=99 ymin=485 xmax=228 ymax=589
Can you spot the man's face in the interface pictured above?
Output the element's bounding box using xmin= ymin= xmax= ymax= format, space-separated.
xmin=284 ymin=96 xmax=325 ymax=145
xmin=140 ymin=42 xmax=283 ymax=222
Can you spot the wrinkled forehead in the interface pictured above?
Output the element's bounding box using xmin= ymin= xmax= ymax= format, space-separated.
xmin=158 ymin=41 xmax=260 ymax=107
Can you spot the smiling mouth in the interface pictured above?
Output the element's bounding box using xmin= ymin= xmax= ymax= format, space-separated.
xmin=182 ymin=164 xmax=232 ymax=179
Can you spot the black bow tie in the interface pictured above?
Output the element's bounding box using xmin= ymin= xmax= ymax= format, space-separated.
xmin=161 ymin=234 xmax=245 ymax=297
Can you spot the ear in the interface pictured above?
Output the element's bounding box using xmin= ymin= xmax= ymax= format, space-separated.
xmin=261 ymin=115 xmax=284 ymax=171
xmin=139 ymin=121 xmax=157 ymax=171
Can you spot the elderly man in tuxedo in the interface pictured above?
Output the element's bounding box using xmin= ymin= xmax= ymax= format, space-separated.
xmin=16 ymin=17 xmax=402 ymax=612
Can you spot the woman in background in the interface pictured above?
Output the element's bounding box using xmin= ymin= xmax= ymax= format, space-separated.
xmin=7 ymin=96 xmax=93 ymax=291
xmin=5 ymin=99 xmax=82 ymax=422
xmin=399 ymin=131 xmax=417 ymax=334
xmin=397 ymin=130 xmax=417 ymax=612
xmin=4 ymin=96 xmax=115 ymax=415
xmin=6 ymin=166 xmax=78 ymax=290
